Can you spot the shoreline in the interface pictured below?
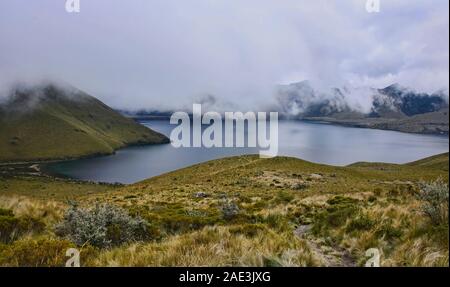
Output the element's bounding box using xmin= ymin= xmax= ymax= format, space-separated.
xmin=0 ymin=140 xmax=171 ymax=185
xmin=301 ymin=117 xmax=449 ymax=136
xmin=0 ymin=138 xmax=171 ymax=166
xmin=134 ymin=116 xmax=450 ymax=137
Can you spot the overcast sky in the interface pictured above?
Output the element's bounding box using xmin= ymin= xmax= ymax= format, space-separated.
xmin=0 ymin=0 xmax=448 ymax=110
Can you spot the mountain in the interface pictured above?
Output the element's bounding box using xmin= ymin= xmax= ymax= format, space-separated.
xmin=276 ymin=81 xmax=357 ymax=117
xmin=372 ymin=83 xmax=447 ymax=117
xmin=0 ymin=83 xmax=169 ymax=162
xmin=276 ymin=81 xmax=449 ymax=134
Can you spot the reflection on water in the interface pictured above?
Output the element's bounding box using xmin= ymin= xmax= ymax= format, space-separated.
xmin=47 ymin=120 xmax=449 ymax=184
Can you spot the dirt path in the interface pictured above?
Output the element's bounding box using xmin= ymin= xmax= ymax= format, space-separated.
xmin=294 ymin=225 xmax=356 ymax=267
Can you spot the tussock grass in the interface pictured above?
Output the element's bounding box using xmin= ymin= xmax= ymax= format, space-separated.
xmin=90 ymin=226 xmax=318 ymax=267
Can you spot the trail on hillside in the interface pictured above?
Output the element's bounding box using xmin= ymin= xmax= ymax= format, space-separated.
xmin=294 ymin=225 xmax=356 ymax=267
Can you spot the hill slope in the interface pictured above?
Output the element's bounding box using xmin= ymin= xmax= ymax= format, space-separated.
xmin=0 ymin=153 xmax=448 ymax=266
xmin=81 ymin=153 xmax=448 ymax=266
xmin=407 ymin=152 xmax=449 ymax=171
xmin=0 ymin=83 xmax=169 ymax=162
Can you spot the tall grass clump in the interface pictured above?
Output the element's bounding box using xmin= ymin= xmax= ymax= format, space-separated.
xmin=0 ymin=208 xmax=45 ymax=243
xmin=55 ymin=202 xmax=154 ymax=248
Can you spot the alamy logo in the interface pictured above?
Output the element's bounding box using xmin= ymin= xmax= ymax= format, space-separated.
xmin=170 ymin=104 xmax=279 ymax=158
xmin=65 ymin=0 xmax=80 ymax=13
xmin=365 ymin=248 xmax=381 ymax=267
xmin=65 ymin=248 xmax=80 ymax=267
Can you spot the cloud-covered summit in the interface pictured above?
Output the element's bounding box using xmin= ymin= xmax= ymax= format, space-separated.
xmin=276 ymin=81 xmax=448 ymax=118
xmin=0 ymin=0 xmax=448 ymax=111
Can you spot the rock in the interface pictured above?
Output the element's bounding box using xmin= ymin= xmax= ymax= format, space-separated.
xmin=309 ymin=174 xmax=323 ymax=180
xmin=194 ymin=192 xmax=208 ymax=198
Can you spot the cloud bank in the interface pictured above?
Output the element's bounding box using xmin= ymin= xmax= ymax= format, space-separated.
xmin=0 ymin=0 xmax=448 ymax=111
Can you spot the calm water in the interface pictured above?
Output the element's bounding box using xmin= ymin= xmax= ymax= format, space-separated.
xmin=47 ymin=120 xmax=449 ymax=184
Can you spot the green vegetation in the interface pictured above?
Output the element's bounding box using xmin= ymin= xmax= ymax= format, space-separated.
xmin=0 ymin=208 xmax=45 ymax=243
xmin=0 ymin=152 xmax=448 ymax=266
xmin=0 ymin=84 xmax=168 ymax=162
xmin=55 ymin=202 xmax=155 ymax=248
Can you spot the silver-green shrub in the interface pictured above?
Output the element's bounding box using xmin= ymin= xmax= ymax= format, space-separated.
xmin=418 ymin=180 xmax=449 ymax=226
xmin=220 ymin=201 xmax=240 ymax=220
xmin=55 ymin=202 xmax=152 ymax=248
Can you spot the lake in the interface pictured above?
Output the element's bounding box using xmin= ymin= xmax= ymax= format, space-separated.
xmin=47 ymin=120 xmax=449 ymax=184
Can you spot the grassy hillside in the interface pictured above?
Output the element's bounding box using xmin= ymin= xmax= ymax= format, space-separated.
xmin=0 ymin=84 xmax=169 ymax=162
xmin=0 ymin=153 xmax=448 ymax=267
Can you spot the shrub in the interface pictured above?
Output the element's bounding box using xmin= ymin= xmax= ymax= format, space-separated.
xmin=0 ymin=209 xmax=45 ymax=244
xmin=0 ymin=238 xmax=72 ymax=267
xmin=55 ymin=202 xmax=154 ymax=248
xmin=418 ymin=180 xmax=449 ymax=226
xmin=220 ymin=201 xmax=240 ymax=220
xmin=0 ymin=237 xmax=98 ymax=267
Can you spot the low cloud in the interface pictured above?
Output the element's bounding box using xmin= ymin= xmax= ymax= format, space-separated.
xmin=0 ymin=0 xmax=448 ymax=111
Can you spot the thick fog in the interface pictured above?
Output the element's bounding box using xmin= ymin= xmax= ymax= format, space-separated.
xmin=0 ymin=0 xmax=448 ymax=111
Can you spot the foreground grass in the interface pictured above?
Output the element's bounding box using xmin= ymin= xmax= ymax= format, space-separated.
xmin=0 ymin=153 xmax=448 ymax=267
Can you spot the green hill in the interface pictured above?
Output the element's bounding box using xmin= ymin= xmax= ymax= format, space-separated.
xmin=348 ymin=152 xmax=449 ymax=171
xmin=0 ymin=83 xmax=169 ymax=162
xmin=407 ymin=152 xmax=449 ymax=171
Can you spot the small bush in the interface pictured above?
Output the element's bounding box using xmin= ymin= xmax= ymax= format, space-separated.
xmin=220 ymin=201 xmax=240 ymax=220
xmin=55 ymin=202 xmax=154 ymax=248
xmin=418 ymin=180 xmax=449 ymax=226
xmin=0 ymin=238 xmax=73 ymax=267
xmin=0 ymin=210 xmax=45 ymax=244
xmin=0 ymin=237 xmax=98 ymax=267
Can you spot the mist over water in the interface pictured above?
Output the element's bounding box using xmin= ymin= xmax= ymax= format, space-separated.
xmin=47 ymin=120 xmax=449 ymax=184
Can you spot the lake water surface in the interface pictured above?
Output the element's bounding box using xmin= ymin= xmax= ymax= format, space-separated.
xmin=47 ymin=120 xmax=449 ymax=184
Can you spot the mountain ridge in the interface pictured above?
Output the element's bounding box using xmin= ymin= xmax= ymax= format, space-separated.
xmin=0 ymin=83 xmax=169 ymax=162
xmin=276 ymin=82 xmax=449 ymax=135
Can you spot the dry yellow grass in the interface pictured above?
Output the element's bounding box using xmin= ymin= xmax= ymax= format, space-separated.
xmin=0 ymin=153 xmax=448 ymax=267
xmin=89 ymin=226 xmax=318 ymax=267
